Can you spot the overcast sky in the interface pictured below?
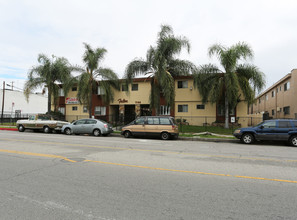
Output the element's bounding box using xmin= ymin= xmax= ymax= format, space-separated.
xmin=0 ymin=0 xmax=297 ymax=92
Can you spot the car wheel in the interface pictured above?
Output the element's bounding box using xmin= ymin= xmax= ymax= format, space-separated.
xmin=124 ymin=131 xmax=131 ymax=138
xmin=161 ymin=132 xmax=170 ymax=140
xmin=18 ymin=125 xmax=25 ymax=132
xmin=64 ymin=128 xmax=71 ymax=135
xmin=289 ymin=135 xmax=297 ymax=147
xmin=93 ymin=129 xmax=101 ymax=137
xmin=43 ymin=126 xmax=51 ymax=133
xmin=241 ymin=133 xmax=254 ymax=144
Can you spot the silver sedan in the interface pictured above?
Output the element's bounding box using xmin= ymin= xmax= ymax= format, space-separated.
xmin=61 ymin=119 xmax=113 ymax=136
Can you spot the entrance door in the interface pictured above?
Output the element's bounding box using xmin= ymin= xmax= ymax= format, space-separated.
xmin=124 ymin=105 xmax=135 ymax=124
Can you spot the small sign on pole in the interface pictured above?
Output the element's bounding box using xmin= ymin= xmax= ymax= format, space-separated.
xmin=231 ymin=116 xmax=235 ymax=123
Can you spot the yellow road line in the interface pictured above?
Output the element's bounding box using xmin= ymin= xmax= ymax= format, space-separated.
xmin=1 ymin=137 xmax=297 ymax=163
xmin=0 ymin=148 xmax=296 ymax=184
xmin=84 ymin=159 xmax=297 ymax=184
xmin=0 ymin=149 xmax=77 ymax=163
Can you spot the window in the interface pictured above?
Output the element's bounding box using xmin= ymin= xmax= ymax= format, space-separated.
xmin=280 ymin=86 xmax=282 ymax=91
xmin=58 ymin=107 xmax=65 ymax=115
xmin=160 ymin=117 xmax=171 ymax=125
xmin=72 ymin=106 xmax=78 ymax=111
xmin=272 ymin=109 xmax=275 ymax=116
xmin=58 ymin=89 xmax=64 ymax=97
xmin=95 ymin=106 xmax=106 ymax=115
xmin=262 ymin=121 xmax=276 ymax=128
xmin=284 ymin=106 xmax=290 ymax=115
xmin=279 ymin=121 xmax=292 ymax=128
xmin=86 ymin=119 xmax=97 ymax=125
xmin=74 ymin=120 xmax=86 ymax=125
xmin=284 ymin=82 xmax=290 ymax=91
xmin=276 ymin=88 xmax=278 ymax=93
xmin=265 ymin=94 xmax=268 ymax=101
xmin=122 ymin=84 xmax=128 ymax=91
xmin=132 ymin=84 xmax=138 ymax=91
xmin=83 ymin=106 xmax=88 ymax=113
xmin=178 ymin=105 xmax=188 ymax=112
xmin=160 ymin=106 xmax=170 ymax=115
xmin=272 ymin=90 xmax=275 ymax=97
xmin=148 ymin=117 xmax=159 ymax=124
xmin=259 ymin=98 xmax=261 ymax=104
xmin=177 ymin=81 xmax=188 ymax=88
xmin=135 ymin=117 xmax=145 ymax=125
xmin=97 ymin=86 xmax=105 ymax=95
xmin=72 ymin=87 xmax=77 ymax=91
xmin=196 ymin=104 xmax=205 ymax=109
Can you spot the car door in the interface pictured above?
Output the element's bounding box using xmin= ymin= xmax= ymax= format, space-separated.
xmin=85 ymin=119 xmax=97 ymax=134
xmin=145 ymin=117 xmax=160 ymax=136
xmin=72 ymin=119 xmax=86 ymax=134
xmin=256 ymin=121 xmax=277 ymax=140
xmin=131 ymin=117 xmax=146 ymax=136
xmin=276 ymin=121 xmax=293 ymax=141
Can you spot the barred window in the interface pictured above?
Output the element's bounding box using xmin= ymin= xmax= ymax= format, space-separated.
xmin=178 ymin=105 xmax=188 ymax=112
xmin=160 ymin=106 xmax=170 ymax=115
xmin=95 ymin=106 xmax=106 ymax=116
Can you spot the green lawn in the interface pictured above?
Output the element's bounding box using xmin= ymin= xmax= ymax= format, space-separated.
xmin=178 ymin=125 xmax=239 ymax=135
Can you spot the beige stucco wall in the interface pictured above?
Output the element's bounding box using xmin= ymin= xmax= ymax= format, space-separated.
xmin=251 ymin=69 xmax=297 ymax=119
xmin=110 ymin=81 xmax=150 ymax=105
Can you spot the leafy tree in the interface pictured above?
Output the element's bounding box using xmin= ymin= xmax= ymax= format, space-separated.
xmin=76 ymin=43 xmax=119 ymax=118
xmin=125 ymin=25 xmax=196 ymax=114
xmin=194 ymin=42 xmax=265 ymax=128
xmin=24 ymin=54 xmax=74 ymax=113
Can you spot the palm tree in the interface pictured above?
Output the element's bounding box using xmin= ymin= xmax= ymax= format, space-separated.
xmin=125 ymin=25 xmax=196 ymax=115
xmin=76 ymin=43 xmax=119 ymax=118
xmin=194 ymin=42 xmax=265 ymax=128
xmin=24 ymin=54 xmax=74 ymax=114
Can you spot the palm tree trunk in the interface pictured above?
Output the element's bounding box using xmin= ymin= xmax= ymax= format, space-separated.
xmin=89 ymin=88 xmax=92 ymax=118
xmin=47 ymin=88 xmax=51 ymax=114
xmin=224 ymin=95 xmax=229 ymax=129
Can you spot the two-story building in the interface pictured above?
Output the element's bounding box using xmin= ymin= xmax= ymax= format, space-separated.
xmin=251 ymin=69 xmax=297 ymax=119
xmin=56 ymin=76 xmax=254 ymax=127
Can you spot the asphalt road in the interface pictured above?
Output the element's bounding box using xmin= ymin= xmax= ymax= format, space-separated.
xmin=0 ymin=130 xmax=297 ymax=219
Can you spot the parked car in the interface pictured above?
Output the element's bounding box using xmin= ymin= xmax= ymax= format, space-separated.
xmin=61 ymin=119 xmax=113 ymax=136
xmin=233 ymin=119 xmax=297 ymax=146
xmin=16 ymin=114 xmax=69 ymax=133
xmin=121 ymin=116 xmax=179 ymax=140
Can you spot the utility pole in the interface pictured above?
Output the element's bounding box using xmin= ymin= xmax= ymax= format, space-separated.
xmin=1 ymin=81 xmax=5 ymax=124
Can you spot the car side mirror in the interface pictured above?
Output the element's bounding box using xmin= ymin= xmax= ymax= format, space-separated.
xmin=260 ymin=125 xmax=264 ymax=129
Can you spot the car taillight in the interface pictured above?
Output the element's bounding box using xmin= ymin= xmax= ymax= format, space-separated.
xmin=104 ymin=124 xmax=108 ymax=128
xmin=172 ymin=125 xmax=177 ymax=130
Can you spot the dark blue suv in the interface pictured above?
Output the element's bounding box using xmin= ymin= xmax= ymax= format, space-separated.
xmin=233 ymin=119 xmax=297 ymax=146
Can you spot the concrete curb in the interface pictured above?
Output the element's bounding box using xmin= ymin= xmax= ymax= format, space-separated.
xmin=0 ymin=128 xmax=239 ymax=143
xmin=0 ymin=128 xmax=18 ymax=131
xmin=178 ymin=136 xmax=239 ymax=143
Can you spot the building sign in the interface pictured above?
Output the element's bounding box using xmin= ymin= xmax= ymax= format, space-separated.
xmin=66 ymin=97 xmax=80 ymax=104
xmin=118 ymin=98 xmax=128 ymax=103
xmin=135 ymin=101 xmax=141 ymax=104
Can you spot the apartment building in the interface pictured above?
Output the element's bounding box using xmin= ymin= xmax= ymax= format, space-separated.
xmin=56 ymin=76 xmax=252 ymax=126
xmin=251 ymin=69 xmax=297 ymax=119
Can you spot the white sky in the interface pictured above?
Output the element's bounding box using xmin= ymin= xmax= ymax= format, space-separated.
xmin=0 ymin=0 xmax=297 ymax=92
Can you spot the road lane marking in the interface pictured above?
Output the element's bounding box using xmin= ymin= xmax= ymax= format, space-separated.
xmin=84 ymin=159 xmax=297 ymax=184
xmin=1 ymin=137 xmax=297 ymax=164
xmin=0 ymin=149 xmax=77 ymax=163
xmin=0 ymin=148 xmax=296 ymax=184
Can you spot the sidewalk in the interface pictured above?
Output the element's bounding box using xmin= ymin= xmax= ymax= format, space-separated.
xmin=0 ymin=127 xmax=239 ymax=143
